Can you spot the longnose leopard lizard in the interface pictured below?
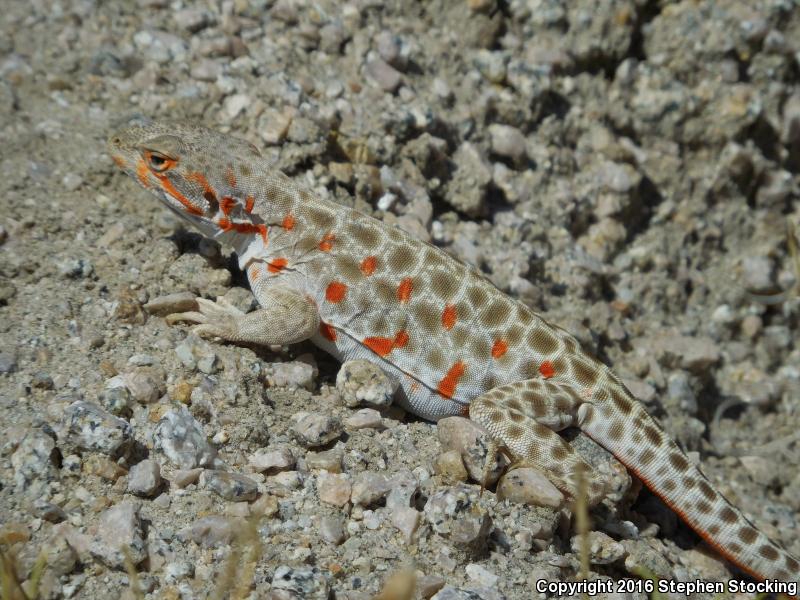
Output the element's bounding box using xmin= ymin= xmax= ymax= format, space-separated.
xmin=108 ymin=119 xmax=799 ymax=589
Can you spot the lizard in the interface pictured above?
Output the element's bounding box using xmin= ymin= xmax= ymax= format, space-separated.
xmin=108 ymin=119 xmax=799 ymax=587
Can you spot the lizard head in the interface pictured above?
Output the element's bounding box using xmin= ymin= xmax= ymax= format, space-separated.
xmin=107 ymin=118 xmax=265 ymax=238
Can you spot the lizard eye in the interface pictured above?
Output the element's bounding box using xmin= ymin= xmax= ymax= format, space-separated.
xmin=143 ymin=150 xmax=176 ymax=172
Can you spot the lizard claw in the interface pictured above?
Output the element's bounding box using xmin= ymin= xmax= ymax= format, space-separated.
xmin=166 ymin=297 xmax=245 ymax=341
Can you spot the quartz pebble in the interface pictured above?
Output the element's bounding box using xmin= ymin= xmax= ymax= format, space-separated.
xmin=89 ymin=502 xmax=146 ymax=568
xmin=437 ymin=416 xmax=505 ymax=485
xmin=154 ymin=406 xmax=217 ymax=469
xmin=271 ymin=566 xmax=330 ymax=599
xmin=59 ymin=401 xmax=133 ymax=457
xmin=424 ymin=485 xmax=491 ymax=546
xmin=291 ymin=413 xmax=343 ymax=447
xmin=336 ymin=359 xmax=397 ymax=408
xmin=249 ymin=447 xmax=295 ymax=473
xmin=127 ymin=459 xmax=162 ymax=497
xmin=200 ymin=469 xmax=259 ymax=501
xmin=496 ymin=468 xmax=564 ymax=509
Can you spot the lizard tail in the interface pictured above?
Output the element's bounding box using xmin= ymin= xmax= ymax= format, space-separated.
xmin=581 ymin=383 xmax=799 ymax=588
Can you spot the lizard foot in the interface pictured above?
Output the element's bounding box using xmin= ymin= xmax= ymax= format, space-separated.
xmin=166 ymin=297 xmax=246 ymax=341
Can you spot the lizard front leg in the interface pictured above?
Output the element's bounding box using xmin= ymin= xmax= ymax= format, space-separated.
xmin=166 ymin=285 xmax=319 ymax=346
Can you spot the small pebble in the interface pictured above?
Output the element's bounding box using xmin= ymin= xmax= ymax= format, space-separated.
xmin=154 ymin=406 xmax=217 ymax=469
xmin=317 ymin=472 xmax=351 ymax=506
xmin=291 ymin=413 xmax=343 ymax=447
xmin=200 ymin=469 xmax=258 ymax=501
xmin=344 ymin=408 xmax=384 ymax=430
xmin=336 ymin=360 xmax=397 ymax=408
xmin=127 ymin=459 xmax=162 ymax=497
xmin=249 ymin=447 xmax=295 ymax=473
xmin=496 ymin=468 xmax=564 ymax=508
xmin=89 ymin=502 xmax=146 ymax=568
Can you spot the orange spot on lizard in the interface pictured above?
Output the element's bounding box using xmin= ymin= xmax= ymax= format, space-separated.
xmin=225 ymin=166 xmax=236 ymax=188
xmin=154 ymin=172 xmax=204 ymax=216
xmin=364 ymin=330 xmax=410 ymax=356
xmin=397 ymin=277 xmax=413 ymax=303
xmin=364 ymin=337 xmax=394 ymax=356
xmin=220 ymin=196 xmax=237 ymax=216
xmin=112 ymin=155 xmax=126 ymax=169
xmin=136 ymin=159 xmax=152 ymax=188
xmin=217 ymin=219 xmax=268 ymax=243
xmin=319 ymin=232 xmax=335 ymax=252
xmin=282 ymin=213 xmax=295 ymax=230
xmin=393 ymin=330 xmax=409 ymax=348
xmin=325 ymin=281 xmax=347 ymax=303
xmin=186 ymin=172 xmax=216 ymax=200
xmin=442 ymin=304 xmax=457 ymax=330
xmin=245 ymin=196 xmax=255 ymax=213
xmin=491 ymin=339 xmax=508 ymax=359
xmin=267 ymin=258 xmax=288 ymax=273
xmin=320 ymin=322 xmax=337 ymax=342
xmin=539 ymin=360 xmax=555 ymax=379
xmin=438 ymin=361 xmax=466 ymax=399
xmin=248 ymin=265 xmax=260 ymax=281
xmin=360 ymin=256 xmax=377 ymax=276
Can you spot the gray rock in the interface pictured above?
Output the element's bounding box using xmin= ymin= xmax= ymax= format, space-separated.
xmin=344 ymin=408 xmax=384 ymax=430
xmin=127 ymin=459 xmax=162 ymax=497
xmin=175 ymin=337 xmax=219 ymax=374
xmin=0 ymin=350 xmax=17 ymax=374
xmin=319 ymin=515 xmax=347 ymax=545
xmin=154 ymin=406 xmax=216 ymax=469
xmin=375 ymin=31 xmax=403 ymax=69
xmin=173 ymin=7 xmax=212 ymax=32
xmin=249 ymin=447 xmax=295 ymax=473
xmin=366 ymin=58 xmax=402 ymax=92
xmin=423 ymin=485 xmax=491 ymax=546
xmin=390 ymin=506 xmax=421 ymax=544
xmin=60 ymin=401 xmax=133 ymax=457
xmin=336 ymin=359 xmax=397 ymax=408
xmin=742 ymin=256 xmax=777 ymax=294
xmin=31 ymin=498 xmax=67 ymax=523
xmin=418 ymin=574 xmax=446 ymax=599
xmin=465 ymin=563 xmax=499 ymax=587
xmin=122 ymin=368 xmax=166 ymax=403
xmin=200 ymin=469 xmax=258 ymax=501
xmin=290 ymin=413 xmax=342 ymax=448
xmin=264 ymin=360 xmax=317 ymax=390
xmin=31 ymin=371 xmax=54 ymax=389
xmin=432 ymin=586 xmax=484 ymax=600
xmin=305 ymin=447 xmax=343 ymax=473
xmin=90 ymin=502 xmax=146 ymax=568
xmin=496 ymin=468 xmax=564 ymax=509
xmin=316 ymin=472 xmax=351 ymax=506
xmin=350 ymin=472 xmax=391 ymax=507
xmin=57 ymin=258 xmax=94 ymax=279
xmin=437 ymin=416 xmax=505 ymax=485
xmin=163 ymin=558 xmax=195 ymax=584
xmin=46 ymin=533 xmax=78 ymax=576
xmin=271 ymin=565 xmax=330 ymax=600
xmin=11 ymin=430 xmax=58 ymax=491
xmin=177 ymin=515 xmax=238 ymax=546
xmin=385 ymin=470 xmax=419 ymax=511
xmin=98 ymin=385 xmax=135 ymax=417
xmin=444 ymin=142 xmax=492 ymax=216
xmin=488 ymin=124 xmax=527 ymax=161
xmin=570 ymin=531 xmax=626 ymax=565
xmin=170 ymin=467 xmax=203 ymax=488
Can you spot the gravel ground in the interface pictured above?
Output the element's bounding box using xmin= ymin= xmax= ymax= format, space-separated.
xmin=1 ymin=0 xmax=800 ymax=599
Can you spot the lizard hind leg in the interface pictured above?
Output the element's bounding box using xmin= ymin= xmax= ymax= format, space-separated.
xmin=471 ymin=380 xmax=608 ymax=506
